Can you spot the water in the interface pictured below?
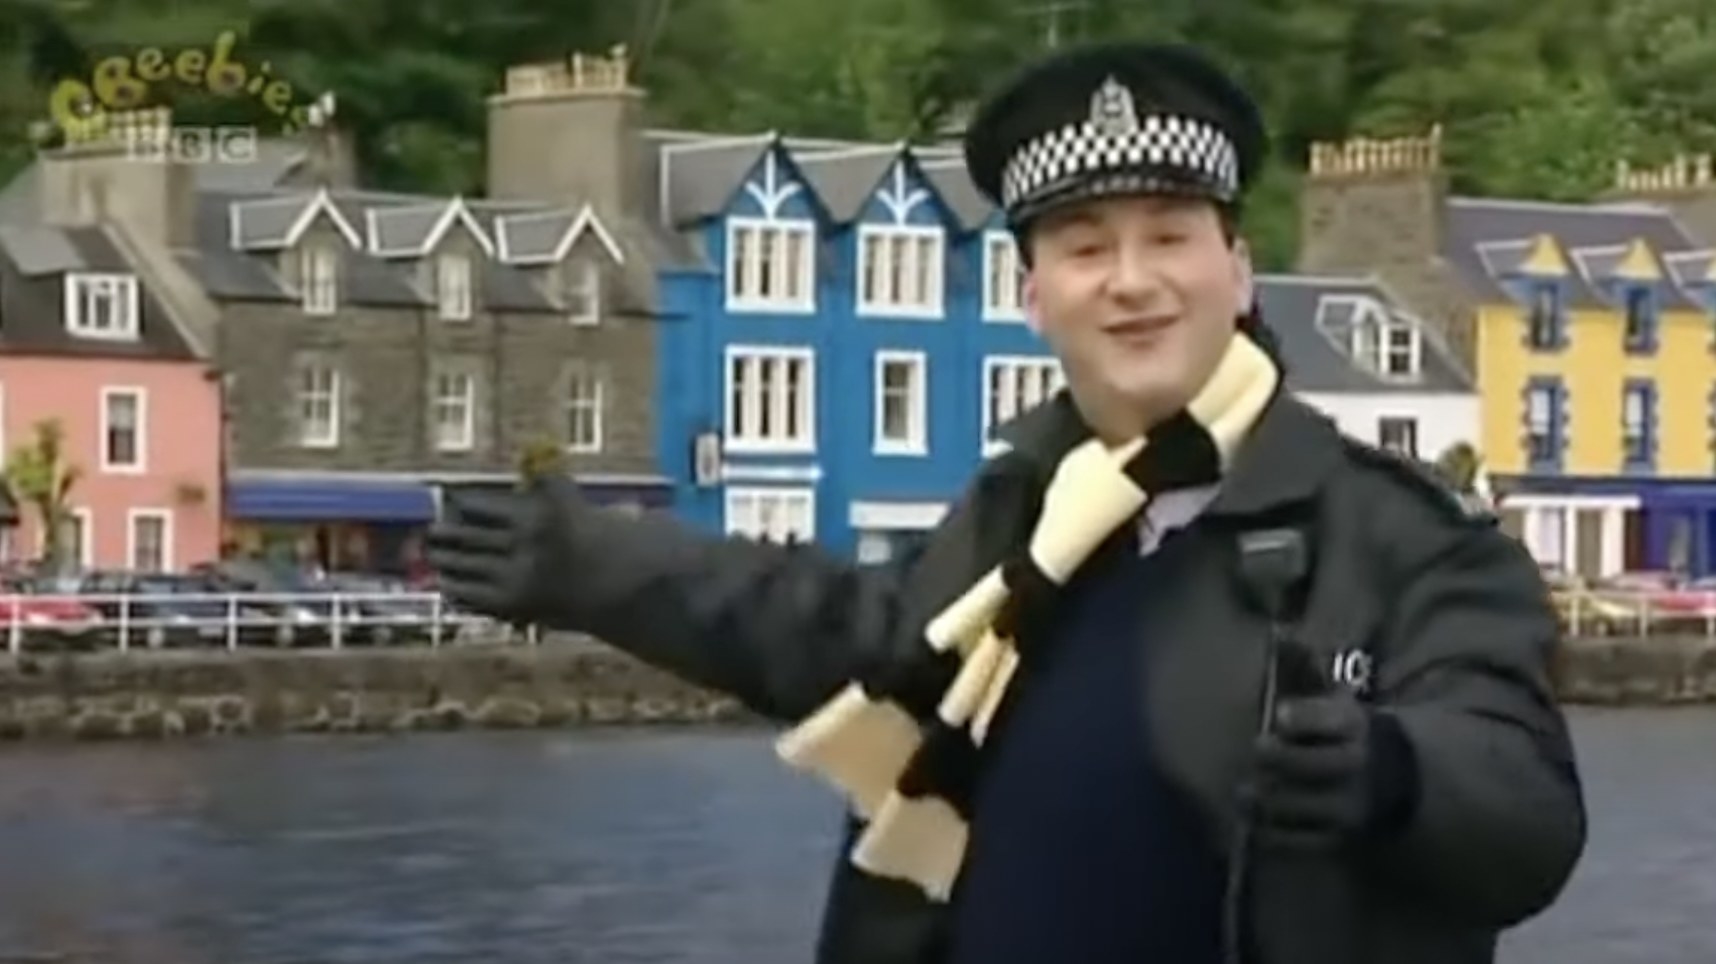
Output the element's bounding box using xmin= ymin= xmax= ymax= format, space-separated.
xmin=0 ymin=708 xmax=1707 ymax=963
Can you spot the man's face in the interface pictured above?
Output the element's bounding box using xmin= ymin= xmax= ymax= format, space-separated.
xmin=1023 ymin=194 xmax=1253 ymax=440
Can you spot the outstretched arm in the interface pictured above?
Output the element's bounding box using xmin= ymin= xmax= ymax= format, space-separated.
xmin=1367 ymin=523 xmax=1586 ymax=926
xmin=547 ymin=501 xmax=913 ymax=722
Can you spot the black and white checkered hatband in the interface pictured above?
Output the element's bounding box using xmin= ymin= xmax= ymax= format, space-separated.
xmin=999 ymin=113 xmax=1240 ymax=215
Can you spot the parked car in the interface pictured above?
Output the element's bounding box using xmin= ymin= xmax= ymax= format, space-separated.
xmin=71 ymin=570 xmax=282 ymax=648
xmin=320 ymin=572 xmax=441 ymax=645
xmin=187 ymin=560 xmax=333 ymax=646
xmin=0 ymin=576 xmax=106 ymax=652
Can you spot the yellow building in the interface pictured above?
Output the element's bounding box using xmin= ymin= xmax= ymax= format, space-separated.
xmin=1296 ymin=134 xmax=1716 ymax=578
xmin=1456 ymin=209 xmax=1716 ymax=577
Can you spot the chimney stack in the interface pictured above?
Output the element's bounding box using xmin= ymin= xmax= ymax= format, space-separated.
xmin=486 ymin=45 xmax=646 ymax=218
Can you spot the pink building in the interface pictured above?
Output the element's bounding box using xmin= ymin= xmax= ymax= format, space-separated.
xmin=0 ymin=223 xmax=224 ymax=572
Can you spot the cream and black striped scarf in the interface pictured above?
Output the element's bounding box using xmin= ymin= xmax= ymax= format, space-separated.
xmin=775 ymin=331 xmax=1280 ymax=902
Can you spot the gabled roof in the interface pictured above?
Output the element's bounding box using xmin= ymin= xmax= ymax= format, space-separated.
xmin=656 ymin=133 xmax=778 ymax=226
xmin=493 ymin=205 xmax=625 ymax=264
xmin=1258 ymin=273 xmax=1471 ymax=395
xmin=1440 ymin=197 xmax=1704 ymax=310
xmin=229 ymin=188 xmax=363 ymax=250
xmin=794 ymin=145 xmax=903 ymax=223
xmin=365 ymin=197 xmax=496 ymax=259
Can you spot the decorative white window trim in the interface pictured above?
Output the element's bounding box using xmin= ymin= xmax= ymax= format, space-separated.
xmin=565 ymin=260 xmax=601 ymax=326
xmin=981 ymin=230 xmax=1028 ymax=322
xmin=99 ymin=386 xmax=147 ymax=474
xmin=856 ymin=224 xmax=945 ymax=318
xmin=296 ymin=364 xmax=341 ymax=448
xmin=723 ymin=344 xmax=816 ymax=454
xmin=724 ymin=217 xmax=816 ymax=313
xmin=981 ymin=355 xmax=1064 ymax=454
xmin=300 ymin=245 xmax=338 ymax=315
xmin=565 ymin=363 xmax=605 ymax=453
xmin=873 ymin=350 xmax=928 ymax=456
xmin=126 ymin=508 xmax=174 ymax=572
xmin=65 ymin=273 xmax=141 ymax=340
xmin=436 ymin=253 xmax=473 ymax=321
xmin=724 ymin=486 xmax=816 ymax=544
xmin=431 ymin=370 xmax=476 ymax=452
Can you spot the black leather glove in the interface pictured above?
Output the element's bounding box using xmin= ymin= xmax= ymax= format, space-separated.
xmin=426 ymin=480 xmax=569 ymax=625
xmin=1248 ymin=643 xmax=1419 ymax=851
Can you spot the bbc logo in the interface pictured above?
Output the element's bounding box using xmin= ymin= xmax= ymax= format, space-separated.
xmin=123 ymin=125 xmax=258 ymax=164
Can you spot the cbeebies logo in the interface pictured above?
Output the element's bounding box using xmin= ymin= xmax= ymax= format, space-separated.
xmin=47 ymin=30 xmax=317 ymax=143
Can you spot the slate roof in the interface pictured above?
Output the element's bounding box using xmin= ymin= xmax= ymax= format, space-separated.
xmin=1257 ymin=273 xmax=1471 ymax=395
xmin=1440 ymin=197 xmax=1708 ymax=311
xmin=0 ymin=224 xmax=198 ymax=360
xmin=652 ymin=129 xmax=989 ymax=232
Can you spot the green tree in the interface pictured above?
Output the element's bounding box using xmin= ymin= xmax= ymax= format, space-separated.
xmin=3 ymin=418 xmax=82 ymax=574
xmin=1433 ymin=441 xmax=1482 ymax=494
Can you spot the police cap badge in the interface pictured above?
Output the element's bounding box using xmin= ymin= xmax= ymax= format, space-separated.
xmin=962 ymin=41 xmax=1268 ymax=228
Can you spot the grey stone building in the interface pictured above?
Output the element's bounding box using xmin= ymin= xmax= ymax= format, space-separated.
xmin=0 ymin=51 xmax=693 ymax=571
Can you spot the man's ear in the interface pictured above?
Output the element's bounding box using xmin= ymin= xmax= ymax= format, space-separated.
xmin=1022 ymin=272 xmax=1042 ymax=335
xmin=1231 ymin=235 xmax=1255 ymax=312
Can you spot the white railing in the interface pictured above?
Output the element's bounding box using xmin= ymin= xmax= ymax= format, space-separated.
xmin=0 ymin=591 xmax=542 ymax=655
xmin=1553 ymin=589 xmax=1716 ymax=638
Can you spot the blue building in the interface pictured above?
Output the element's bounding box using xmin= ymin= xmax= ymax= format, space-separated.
xmin=651 ymin=133 xmax=1059 ymax=561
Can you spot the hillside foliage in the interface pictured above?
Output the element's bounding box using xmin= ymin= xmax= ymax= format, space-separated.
xmin=2 ymin=0 xmax=1715 ymax=268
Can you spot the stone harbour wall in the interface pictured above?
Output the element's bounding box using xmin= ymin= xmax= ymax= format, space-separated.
xmin=0 ymin=634 xmax=1711 ymax=742
xmin=1552 ymin=635 xmax=1716 ymax=705
xmin=0 ymin=640 xmax=753 ymax=742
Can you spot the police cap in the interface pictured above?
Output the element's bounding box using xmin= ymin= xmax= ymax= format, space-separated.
xmin=963 ymin=42 xmax=1268 ymax=229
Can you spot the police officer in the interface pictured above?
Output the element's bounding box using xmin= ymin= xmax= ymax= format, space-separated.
xmin=428 ymin=41 xmax=1585 ymax=964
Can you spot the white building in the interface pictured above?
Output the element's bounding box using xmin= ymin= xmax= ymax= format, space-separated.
xmin=1259 ymin=273 xmax=1481 ymax=470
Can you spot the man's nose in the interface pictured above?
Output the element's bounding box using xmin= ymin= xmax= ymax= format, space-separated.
xmin=1107 ymin=242 xmax=1163 ymax=304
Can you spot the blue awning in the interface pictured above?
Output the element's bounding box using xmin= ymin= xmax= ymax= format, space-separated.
xmin=228 ymin=478 xmax=437 ymax=523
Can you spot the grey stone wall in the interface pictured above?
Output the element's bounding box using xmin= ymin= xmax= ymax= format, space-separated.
xmin=1 ymin=636 xmax=1711 ymax=742
xmin=0 ymin=643 xmax=747 ymax=741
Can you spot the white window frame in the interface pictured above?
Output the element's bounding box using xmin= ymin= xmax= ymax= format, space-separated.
xmin=99 ymin=386 xmax=147 ymax=473
xmin=431 ymin=370 xmax=476 ymax=452
xmin=982 ymin=230 xmax=1027 ymax=321
xmin=873 ymin=350 xmax=928 ymax=455
xmin=436 ymin=253 xmax=472 ymax=321
xmin=64 ymin=273 xmax=141 ymax=340
xmin=126 ymin=508 xmax=174 ymax=572
xmin=1379 ymin=322 xmax=1420 ymax=377
xmin=296 ymin=364 xmax=340 ymax=448
xmin=856 ymin=225 xmax=945 ymax=318
xmin=564 ymin=260 xmax=601 ymax=325
xmin=725 ymin=217 xmax=816 ymax=313
xmin=724 ymin=486 xmax=816 ymax=544
xmin=44 ymin=506 xmax=94 ymax=570
xmin=723 ymin=345 xmax=816 ymax=454
xmin=300 ymin=245 xmax=338 ymax=315
xmin=981 ymin=355 xmax=1064 ymax=454
xmin=565 ymin=364 xmax=605 ymax=453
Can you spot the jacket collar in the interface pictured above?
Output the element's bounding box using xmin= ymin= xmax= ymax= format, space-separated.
xmin=989 ymin=388 xmax=1344 ymax=518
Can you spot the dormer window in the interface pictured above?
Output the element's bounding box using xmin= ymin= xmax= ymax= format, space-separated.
xmin=1380 ymin=322 xmax=1418 ymax=377
xmin=1527 ymin=283 xmax=1561 ymax=349
xmin=437 ymin=253 xmax=472 ymax=321
xmin=563 ymin=260 xmax=600 ymax=326
xmin=64 ymin=273 xmax=140 ymax=340
xmin=1347 ymin=302 xmax=1419 ymax=378
xmin=1623 ymin=285 xmax=1655 ymax=353
xmin=300 ymin=245 xmax=338 ymax=315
